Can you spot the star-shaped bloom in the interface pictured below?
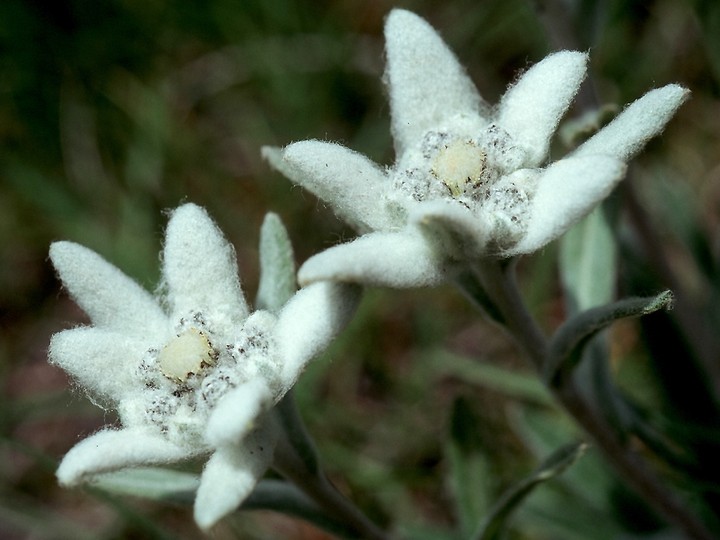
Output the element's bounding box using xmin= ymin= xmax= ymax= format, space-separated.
xmin=49 ymin=203 xmax=358 ymax=529
xmin=264 ymin=9 xmax=688 ymax=288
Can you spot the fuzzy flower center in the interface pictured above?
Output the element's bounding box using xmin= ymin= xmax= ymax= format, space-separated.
xmin=393 ymin=122 xmax=538 ymax=249
xmin=158 ymin=328 xmax=216 ymax=382
xmin=126 ymin=311 xmax=277 ymax=447
xmin=431 ymin=139 xmax=487 ymax=197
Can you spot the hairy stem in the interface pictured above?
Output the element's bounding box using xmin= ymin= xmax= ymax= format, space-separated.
xmin=272 ymin=395 xmax=392 ymax=540
xmin=465 ymin=259 xmax=715 ymax=540
xmin=536 ymin=0 xmax=720 ymax=400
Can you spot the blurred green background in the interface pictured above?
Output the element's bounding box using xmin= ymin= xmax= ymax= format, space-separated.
xmin=2 ymin=0 xmax=720 ymax=538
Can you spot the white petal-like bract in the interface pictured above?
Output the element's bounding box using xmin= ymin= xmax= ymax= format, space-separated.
xmin=194 ymin=430 xmax=276 ymax=530
xmin=50 ymin=203 xmax=358 ymax=529
xmin=275 ymin=281 xmax=361 ymax=387
xmin=269 ymin=141 xmax=395 ymax=233
xmin=498 ymin=51 xmax=588 ymax=167
xmin=163 ymin=204 xmax=249 ymax=328
xmin=50 ymin=242 xmax=167 ymax=337
xmin=268 ymin=8 xmax=687 ymax=288
xmin=507 ymin=156 xmax=627 ymax=255
xmin=49 ymin=328 xmax=145 ymax=402
xmin=298 ymin=231 xmax=449 ymax=287
xmin=57 ymin=428 xmax=193 ymax=486
xmin=574 ymin=84 xmax=689 ymax=161
xmin=384 ymin=9 xmax=485 ymax=154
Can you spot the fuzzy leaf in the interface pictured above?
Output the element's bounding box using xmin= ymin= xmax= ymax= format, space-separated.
xmin=446 ymin=398 xmax=492 ymax=537
xmin=559 ymin=207 xmax=617 ymax=312
xmin=92 ymin=467 xmax=199 ymax=504
xmin=545 ymin=291 xmax=674 ymax=386
xmin=429 ymin=349 xmax=551 ymax=405
xmin=473 ymin=442 xmax=588 ymax=540
xmin=256 ymin=212 xmax=297 ymax=312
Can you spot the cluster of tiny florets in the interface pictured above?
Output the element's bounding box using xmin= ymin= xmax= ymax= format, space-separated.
xmin=126 ymin=310 xmax=277 ymax=447
xmin=391 ymin=121 xmax=534 ymax=248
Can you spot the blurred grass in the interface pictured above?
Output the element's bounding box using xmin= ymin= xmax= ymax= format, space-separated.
xmin=1 ymin=0 xmax=719 ymax=538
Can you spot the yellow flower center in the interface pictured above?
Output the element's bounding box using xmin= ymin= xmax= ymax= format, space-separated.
xmin=158 ymin=327 xmax=216 ymax=382
xmin=431 ymin=139 xmax=487 ymax=197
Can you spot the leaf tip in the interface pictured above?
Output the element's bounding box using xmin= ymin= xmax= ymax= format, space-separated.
xmin=643 ymin=289 xmax=674 ymax=315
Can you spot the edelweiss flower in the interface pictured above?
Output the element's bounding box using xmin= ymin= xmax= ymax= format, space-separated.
xmin=49 ymin=203 xmax=358 ymax=529
xmin=264 ymin=9 xmax=688 ymax=287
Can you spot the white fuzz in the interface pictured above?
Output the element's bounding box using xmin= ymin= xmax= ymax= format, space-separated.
xmin=267 ymin=8 xmax=688 ymax=288
xmin=49 ymin=203 xmax=360 ymax=529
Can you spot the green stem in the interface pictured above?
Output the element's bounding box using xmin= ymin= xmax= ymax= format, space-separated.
xmin=462 ymin=259 xmax=715 ymax=540
xmin=271 ymin=394 xmax=392 ymax=540
xmin=537 ymin=0 xmax=720 ymax=402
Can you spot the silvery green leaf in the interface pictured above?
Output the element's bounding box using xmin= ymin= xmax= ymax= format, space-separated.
xmin=93 ymin=467 xmax=199 ymax=504
xmin=256 ymin=212 xmax=296 ymax=312
xmin=472 ymin=442 xmax=587 ymax=540
xmin=429 ymin=349 xmax=551 ymax=405
xmin=545 ymin=291 xmax=674 ymax=386
xmin=559 ymin=206 xmax=617 ymax=313
xmin=446 ymin=398 xmax=492 ymax=537
xmin=509 ymin=406 xmax=616 ymax=512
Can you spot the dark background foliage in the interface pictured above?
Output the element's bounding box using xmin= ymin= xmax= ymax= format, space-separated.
xmin=2 ymin=0 xmax=719 ymax=538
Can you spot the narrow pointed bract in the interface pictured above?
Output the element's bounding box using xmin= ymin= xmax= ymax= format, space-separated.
xmin=50 ymin=241 xmax=167 ymax=337
xmin=266 ymin=8 xmax=688 ymax=288
xmin=384 ymin=9 xmax=484 ymax=154
xmin=49 ymin=203 xmax=359 ymax=529
xmin=573 ymin=84 xmax=689 ymax=160
xmin=264 ymin=142 xmax=396 ymax=233
xmin=507 ymin=156 xmax=627 ymax=256
xmin=497 ymin=51 xmax=588 ymax=167
xmin=57 ymin=427 xmax=193 ymax=486
xmin=194 ymin=432 xmax=276 ymax=530
xmin=163 ymin=203 xmax=250 ymax=327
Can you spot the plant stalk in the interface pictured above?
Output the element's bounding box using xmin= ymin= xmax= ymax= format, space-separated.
xmin=465 ymin=259 xmax=715 ymax=540
xmin=271 ymin=394 xmax=391 ymax=540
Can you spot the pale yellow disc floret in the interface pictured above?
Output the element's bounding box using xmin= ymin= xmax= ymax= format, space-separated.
xmin=159 ymin=327 xmax=215 ymax=382
xmin=431 ymin=139 xmax=486 ymax=197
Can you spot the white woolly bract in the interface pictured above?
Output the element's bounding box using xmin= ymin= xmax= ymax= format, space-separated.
xmin=267 ymin=142 xmax=395 ymax=233
xmin=497 ymin=50 xmax=588 ymax=167
xmin=49 ymin=241 xmax=167 ymax=338
xmin=194 ymin=430 xmax=276 ymax=530
xmin=50 ymin=202 xmax=360 ymax=530
xmin=205 ymin=379 xmax=273 ymax=447
xmin=268 ymin=8 xmax=687 ymax=288
xmin=384 ymin=9 xmax=484 ymax=155
xmin=163 ymin=204 xmax=249 ymax=331
xmin=574 ymin=84 xmax=689 ymax=161
xmin=57 ymin=428 xmax=193 ymax=486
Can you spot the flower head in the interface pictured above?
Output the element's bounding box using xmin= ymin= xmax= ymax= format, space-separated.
xmin=49 ymin=203 xmax=358 ymax=529
xmin=264 ymin=9 xmax=688 ymax=287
